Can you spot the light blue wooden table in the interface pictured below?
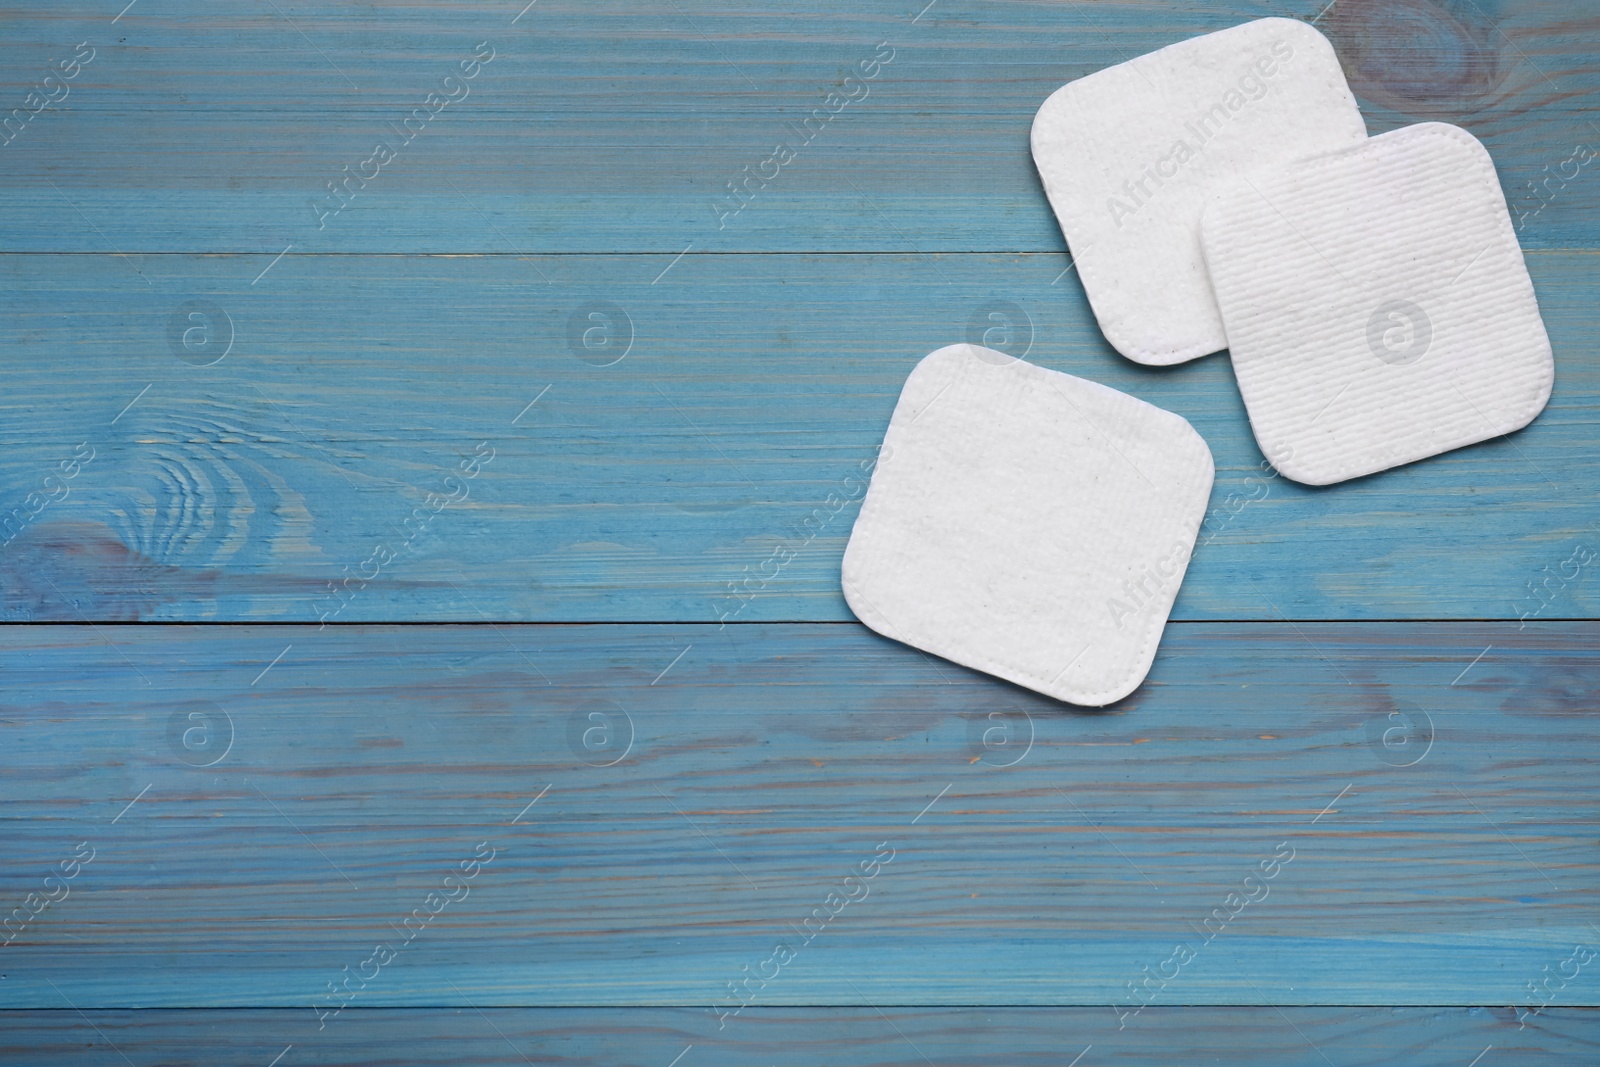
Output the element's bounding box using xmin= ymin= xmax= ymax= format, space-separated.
xmin=1 ymin=0 xmax=1596 ymax=1063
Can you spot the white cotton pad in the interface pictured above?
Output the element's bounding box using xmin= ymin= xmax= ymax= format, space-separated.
xmin=1031 ymin=17 xmax=1367 ymax=365
xmin=1200 ymin=122 xmax=1554 ymax=486
xmin=840 ymin=344 xmax=1215 ymax=707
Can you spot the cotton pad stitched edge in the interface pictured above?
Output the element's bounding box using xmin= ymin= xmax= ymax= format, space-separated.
xmin=840 ymin=344 xmax=1215 ymax=707
xmin=1031 ymin=17 xmax=1367 ymax=366
xmin=1200 ymin=122 xmax=1554 ymax=486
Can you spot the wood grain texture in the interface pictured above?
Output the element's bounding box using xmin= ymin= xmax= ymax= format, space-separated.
xmin=1 ymin=1006 xmax=1596 ymax=1066
xmin=1 ymin=251 xmax=1595 ymax=623
xmin=0 ymin=1 xmax=1595 ymax=252
xmin=1 ymin=0 xmax=1597 ymax=1060
xmin=1 ymin=622 xmax=1594 ymax=1008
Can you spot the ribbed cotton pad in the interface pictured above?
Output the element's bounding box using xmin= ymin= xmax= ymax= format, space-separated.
xmin=840 ymin=344 xmax=1215 ymax=707
xmin=1031 ymin=17 xmax=1366 ymax=366
xmin=1200 ymin=122 xmax=1554 ymax=486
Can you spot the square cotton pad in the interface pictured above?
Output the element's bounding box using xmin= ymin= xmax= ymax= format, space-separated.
xmin=1031 ymin=17 xmax=1367 ymax=365
xmin=1200 ymin=122 xmax=1554 ymax=486
xmin=840 ymin=344 xmax=1214 ymax=706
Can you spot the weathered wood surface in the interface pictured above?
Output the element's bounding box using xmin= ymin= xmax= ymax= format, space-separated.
xmin=1 ymin=0 xmax=1597 ymax=1059
xmin=1 ymin=622 xmax=1594 ymax=1007
xmin=0 ymin=251 xmax=1595 ymax=622
xmin=1 ymin=1006 xmax=1595 ymax=1066
xmin=0 ymin=0 xmax=1596 ymax=252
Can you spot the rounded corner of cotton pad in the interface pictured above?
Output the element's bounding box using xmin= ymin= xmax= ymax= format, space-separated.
xmin=1056 ymin=593 xmax=1180 ymax=709
xmin=1238 ymin=15 xmax=1349 ymax=74
xmin=839 ymin=564 xmax=884 ymax=633
xmin=1508 ymin=351 xmax=1557 ymax=435
xmin=1405 ymin=122 xmax=1498 ymax=170
xmin=1253 ymin=15 xmax=1337 ymax=47
xmin=1029 ymin=82 xmax=1075 ymax=146
xmin=1069 ymin=663 xmax=1155 ymax=709
xmin=1267 ymin=451 xmax=1339 ymax=488
xmin=901 ymin=343 xmax=980 ymax=396
xmin=1100 ymin=315 xmax=1224 ymax=367
xmin=920 ymin=342 xmax=983 ymax=366
xmin=1050 ymin=634 xmax=1164 ymax=707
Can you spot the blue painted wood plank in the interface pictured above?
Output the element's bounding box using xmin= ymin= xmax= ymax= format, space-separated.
xmin=0 ymin=0 xmax=1591 ymax=1058
xmin=0 ymin=1006 xmax=1593 ymax=1066
xmin=0 ymin=0 xmax=1595 ymax=252
xmin=1 ymin=622 xmax=1594 ymax=1007
xmin=0 ymin=251 xmax=1595 ymax=622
